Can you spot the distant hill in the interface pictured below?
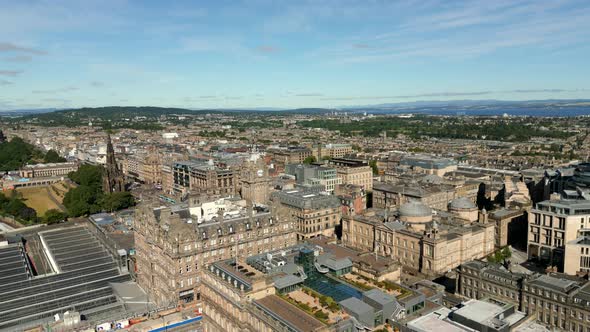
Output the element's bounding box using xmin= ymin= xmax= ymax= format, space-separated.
xmin=0 ymin=108 xmax=57 ymax=117
xmin=0 ymin=106 xmax=335 ymax=119
xmin=341 ymin=99 xmax=590 ymax=109
xmin=2 ymin=99 xmax=590 ymax=121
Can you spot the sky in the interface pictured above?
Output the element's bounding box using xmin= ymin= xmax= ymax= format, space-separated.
xmin=1 ymin=0 xmax=590 ymax=110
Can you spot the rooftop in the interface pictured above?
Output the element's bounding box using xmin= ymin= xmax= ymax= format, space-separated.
xmin=399 ymin=201 xmax=432 ymax=218
xmin=254 ymin=295 xmax=324 ymax=332
xmin=449 ymin=197 xmax=476 ymax=210
xmin=363 ymin=288 xmax=395 ymax=306
xmin=529 ymin=274 xmax=579 ymax=293
xmin=339 ymin=297 xmax=374 ymax=315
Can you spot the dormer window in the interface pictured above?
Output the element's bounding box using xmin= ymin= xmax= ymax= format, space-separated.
xmin=269 ymin=218 xmax=273 ymax=225
xmin=229 ymin=226 xmax=234 ymax=233
xmin=217 ymin=228 xmax=222 ymax=236
xmin=246 ymin=223 xmax=251 ymax=230
xmin=202 ymin=231 xmax=207 ymax=239
xmin=256 ymin=221 xmax=260 ymax=228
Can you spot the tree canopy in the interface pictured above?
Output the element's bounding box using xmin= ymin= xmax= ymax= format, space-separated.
xmin=0 ymin=192 xmax=37 ymax=222
xmin=64 ymin=164 xmax=134 ymax=217
xmin=68 ymin=164 xmax=103 ymax=188
xmin=44 ymin=150 xmax=67 ymax=163
xmin=0 ymin=137 xmax=44 ymax=171
xmin=303 ymin=156 xmax=317 ymax=164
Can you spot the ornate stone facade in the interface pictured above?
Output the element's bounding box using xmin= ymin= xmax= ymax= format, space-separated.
xmin=133 ymin=198 xmax=297 ymax=307
xmin=102 ymin=134 xmax=125 ymax=193
xmin=342 ymin=202 xmax=495 ymax=277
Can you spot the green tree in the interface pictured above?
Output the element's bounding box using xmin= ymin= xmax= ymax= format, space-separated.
xmin=487 ymin=247 xmax=512 ymax=264
xmin=313 ymin=311 xmax=329 ymax=320
xmin=303 ymin=156 xmax=317 ymax=164
xmin=44 ymin=150 xmax=66 ymax=163
xmin=369 ymin=160 xmax=379 ymax=175
xmin=18 ymin=207 xmax=37 ymax=221
xmin=4 ymin=198 xmax=28 ymax=216
xmin=101 ymin=191 xmax=135 ymax=212
xmin=0 ymin=193 xmax=10 ymax=208
xmin=44 ymin=209 xmax=66 ymax=224
xmin=68 ymin=164 xmax=103 ymax=188
xmin=0 ymin=137 xmax=44 ymax=171
xmin=63 ymin=185 xmax=102 ymax=217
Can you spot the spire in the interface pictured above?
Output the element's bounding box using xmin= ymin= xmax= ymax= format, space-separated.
xmin=106 ymin=134 xmax=117 ymax=167
xmin=102 ymin=133 xmax=125 ymax=193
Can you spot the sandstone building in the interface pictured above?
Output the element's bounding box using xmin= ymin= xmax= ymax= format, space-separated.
xmin=133 ymin=196 xmax=297 ymax=307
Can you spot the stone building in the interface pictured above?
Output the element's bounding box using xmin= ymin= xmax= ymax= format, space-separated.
xmin=139 ymin=146 xmax=162 ymax=185
xmin=285 ymin=163 xmax=342 ymax=193
xmin=448 ymin=197 xmax=479 ymax=223
xmin=19 ymin=162 xmax=78 ymax=178
xmin=190 ymin=159 xmax=239 ymax=196
xmin=528 ymin=197 xmax=590 ymax=273
xmin=313 ymin=143 xmax=353 ymax=160
xmin=239 ymin=153 xmax=271 ymax=205
xmin=329 ymin=158 xmax=374 ymax=192
xmin=372 ymin=181 xmax=456 ymax=211
xmin=133 ymin=197 xmax=297 ymax=307
xmin=458 ymin=260 xmax=590 ymax=332
xmin=399 ymin=155 xmax=458 ymax=176
xmin=161 ymin=162 xmax=175 ymax=194
xmin=342 ymin=201 xmax=495 ymax=277
xmin=267 ymin=146 xmax=313 ymax=171
xmin=201 ymin=255 xmax=356 ymax=332
xmin=458 ymin=261 xmax=525 ymax=308
xmin=172 ymin=159 xmax=239 ymax=196
xmin=271 ymin=188 xmax=342 ymax=240
xmin=488 ymin=207 xmax=529 ymax=249
xmin=336 ymin=184 xmax=367 ymax=217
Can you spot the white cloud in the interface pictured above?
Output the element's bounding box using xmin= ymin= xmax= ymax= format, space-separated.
xmin=0 ymin=70 xmax=22 ymax=76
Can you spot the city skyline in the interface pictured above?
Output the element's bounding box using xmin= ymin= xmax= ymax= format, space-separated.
xmin=1 ymin=0 xmax=590 ymax=110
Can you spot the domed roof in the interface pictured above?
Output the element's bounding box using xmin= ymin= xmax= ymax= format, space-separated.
xmin=449 ymin=197 xmax=476 ymax=210
xmin=399 ymin=201 xmax=432 ymax=218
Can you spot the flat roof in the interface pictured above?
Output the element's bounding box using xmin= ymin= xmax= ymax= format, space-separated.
xmin=453 ymin=299 xmax=503 ymax=324
xmin=340 ymin=297 xmax=374 ymax=315
xmin=363 ymin=289 xmax=395 ymax=306
xmin=255 ymin=295 xmax=324 ymax=332
xmin=530 ymin=274 xmax=579 ymax=293
xmin=408 ymin=310 xmax=473 ymax=332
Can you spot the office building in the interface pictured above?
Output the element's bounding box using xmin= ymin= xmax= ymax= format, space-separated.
xmin=528 ymin=197 xmax=590 ymax=272
xmin=286 ymin=163 xmax=342 ymax=193
xmin=329 ymin=158 xmax=374 ymax=191
xmin=271 ymin=188 xmax=342 ymax=240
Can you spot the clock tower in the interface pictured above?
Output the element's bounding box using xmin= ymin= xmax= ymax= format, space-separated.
xmin=240 ymin=153 xmax=271 ymax=205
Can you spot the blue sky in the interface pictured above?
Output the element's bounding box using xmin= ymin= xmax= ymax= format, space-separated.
xmin=1 ymin=0 xmax=590 ymax=110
